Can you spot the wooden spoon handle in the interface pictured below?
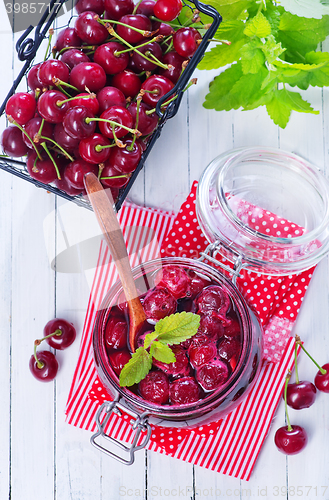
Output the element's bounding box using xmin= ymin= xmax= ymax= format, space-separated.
xmin=83 ymin=172 xmax=145 ymax=351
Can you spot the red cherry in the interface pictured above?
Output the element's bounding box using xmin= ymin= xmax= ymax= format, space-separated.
xmin=139 ymin=370 xmax=169 ymax=404
xmin=154 ymin=0 xmax=182 ymax=22
xmin=55 ymin=27 xmax=82 ymax=52
xmin=97 ymin=86 xmax=126 ymax=114
xmin=143 ymin=287 xmax=177 ymax=321
xmin=44 ymin=318 xmax=76 ymax=350
xmin=98 ymin=106 xmax=133 ymax=139
xmin=94 ymin=41 xmax=130 ymax=75
xmin=104 ymin=316 xmax=128 ymax=349
xmin=26 ymin=151 xmax=59 ymax=184
xmin=54 ymin=123 xmax=80 ymax=152
xmin=111 ymin=70 xmax=141 ymax=98
xmin=285 ymin=381 xmax=317 ymax=409
xmin=155 ymin=265 xmax=190 ymax=299
xmin=70 ymin=93 xmax=100 ymax=115
xmin=23 ymin=116 xmax=54 ymax=149
xmin=6 ymin=92 xmax=36 ymax=125
xmin=38 ymin=60 xmax=70 ymax=87
xmin=173 ymin=27 xmax=202 ymax=58
xmin=69 ymin=62 xmax=107 ymax=92
xmin=103 ymin=0 xmax=134 ymax=20
xmin=188 ymin=342 xmax=217 ymax=368
xmin=274 ymin=425 xmax=308 ymax=455
xmin=314 ymin=363 xmax=329 ymax=392
xmin=75 ymin=0 xmax=105 ymax=15
xmin=37 ymin=90 xmax=70 ymax=124
xmin=159 ymin=51 xmax=186 ymax=84
xmin=169 ymin=376 xmax=200 ymax=404
xmin=60 ymin=49 xmax=91 ymax=69
xmin=100 ymin=162 xmax=130 ymax=188
xmin=107 ymin=138 xmax=142 ymax=174
xmin=64 ymin=159 xmax=98 ymax=189
xmin=74 ymin=11 xmax=109 ymax=45
xmin=141 ymin=74 xmax=174 ymax=107
xmin=217 ymin=337 xmax=241 ymax=362
xmin=1 ymin=126 xmax=29 ymax=157
xmin=55 ymin=174 xmax=83 ymax=195
xmin=109 ymin=349 xmax=131 ymax=375
xmin=27 ymin=63 xmax=43 ymax=90
xmin=196 ymin=285 xmax=230 ymax=317
xmin=196 ymin=358 xmax=231 ymax=392
xmin=153 ymin=345 xmax=189 ymax=377
xmin=128 ymin=101 xmax=158 ymax=136
xmin=29 ymin=351 xmax=59 ymax=382
xmin=116 ymin=14 xmax=152 ymax=44
xmin=198 ymin=315 xmax=224 ymax=342
xmin=224 ymin=319 xmax=241 ymax=338
xmin=136 ymin=0 xmax=155 ymax=16
xmin=79 ymin=133 xmax=111 ymax=163
xmin=63 ymin=106 xmax=96 ymax=140
xmin=130 ymin=42 xmax=163 ymax=72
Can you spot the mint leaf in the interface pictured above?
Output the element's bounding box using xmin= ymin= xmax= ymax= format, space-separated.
xmin=150 ymin=342 xmax=176 ymax=363
xmin=261 ymin=36 xmax=285 ymax=63
xmin=240 ymin=40 xmax=265 ymax=74
xmin=154 ymin=311 xmax=200 ymax=345
xmin=244 ymin=11 xmax=271 ymax=38
xmin=213 ymin=20 xmax=246 ymax=42
xmin=198 ymin=39 xmax=245 ymax=70
xmin=119 ymin=347 xmax=152 ymax=387
xmin=231 ymin=66 xmax=268 ymax=107
xmin=204 ymin=0 xmax=250 ymax=22
xmin=144 ymin=331 xmax=159 ymax=349
xmin=203 ymin=63 xmax=244 ymax=111
xmin=278 ymin=12 xmax=329 ymax=57
xmin=266 ymin=89 xmax=319 ymax=128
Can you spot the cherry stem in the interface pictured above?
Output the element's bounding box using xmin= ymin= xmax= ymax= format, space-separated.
xmin=100 ymin=174 xmax=129 ymax=180
xmin=100 ymin=18 xmax=153 ymax=36
xmin=57 ymin=94 xmax=96 ymax=106
xmin=8 ymin=118 xmax=42 ymax=160
xmin=52 ymin=78 xmax=79 ymax=92
xmin=294 ymin=341 xmax=299 ymax=384
xmin=111 ymin=124 xmax=125 ymax=147
xmin=56 ymin=45 xmax=96 ymax=57
xmin=114 ymin=36 xmax=162 ymax=55
xmin=44 ymin=28 xmax=54 ymax=62
xmin=105 ymin=25 xmax=169 ymax=70
xmin=39 ymin=136 xmax=74 ymax=162
xmin=85 ymin=117 xmax=141 ymax=136
xmin=53 ymin=82 xmax=71 ymax=98
xmin=95 ymin=143 xmax=117 ymax=152
xmin=41 ymin=142 xmax=62 ymax=179
xmin=145 ymin=78 xmax=196 ymax=114
xmin=284 ymin=371 xmax=292 ymax=432
xmin=37 ymin=118 xmax=45 ymax=137
xmin=295 ymin=335 xmax=327 ymax=375
xmin=132 ymin=0 xmax=143 ymax=14
xmin=33 ymin=329 xmax=62 ymax=369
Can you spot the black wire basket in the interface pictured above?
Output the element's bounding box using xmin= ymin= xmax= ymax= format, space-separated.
xmin=0 ymin=0 xmax=221 ymax=211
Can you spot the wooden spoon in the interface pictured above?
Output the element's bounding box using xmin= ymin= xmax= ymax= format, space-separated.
xmin=83 ymin=172 xmax=146 ymax=352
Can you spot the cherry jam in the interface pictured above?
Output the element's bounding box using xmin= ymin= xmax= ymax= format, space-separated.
xmin=104 ymin=264 xmax=244 ymax=407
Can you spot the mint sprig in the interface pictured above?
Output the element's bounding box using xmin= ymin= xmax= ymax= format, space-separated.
xmin=192 ymin=0 xmax=329 ymax=128
xmin=119 ymin=312 xmax=200 ymax=387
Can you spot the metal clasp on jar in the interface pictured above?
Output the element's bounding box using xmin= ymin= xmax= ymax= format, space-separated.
xmin=198 ymin=240 xmax=244 ymax=285
xmin=90 ymin=396 xmax=152 ymax=465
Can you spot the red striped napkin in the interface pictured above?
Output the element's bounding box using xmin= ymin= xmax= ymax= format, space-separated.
xmin=65 ymin=186 xmax=313 ymax=480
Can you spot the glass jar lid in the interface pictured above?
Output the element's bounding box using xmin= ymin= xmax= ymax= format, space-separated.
xmin=196 ymin=147 xmax=329 ymax=275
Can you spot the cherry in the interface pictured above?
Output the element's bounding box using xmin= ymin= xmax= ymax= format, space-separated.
xmin=29 ymin=351 xmax=59 ymax=382
xmin=152 ymin=21 xmax=174 ymax=36
xmin=128 ymin=101 xmax=158 ymax=135
xmin=64 ymin=158 xmax=98 ymax=189
xmin=169 ymin=376 xmax=200 ymax=404
xmin=196 ymin=285 xmax=230 ymax=317
xmin=43 ymin=318 xmax=76 ymax=350
xmin=130 ymin=41 xmax=163 ymax=72
xmin=196 ymin=358 xmax=231 ymax=392
xmin=103 ymin=0 xmax=134 ymax=20
xmin=5 ymin=92 xmax=36 ymax=125
xmin=70 ymin=93 xmax=100 ymax=115
xmin=143 ymin=287 xmax=177 ymax=321
xmin=111 ymin=70 xmax=142 ymax=98
xmin=55 ymin=27 xmax=83 ymax=52
xmin=54 ymin=123 xmax=80 ymax=152
xmin=159 ymin=51 xmax=186 ymax=84
xmin=286 ymin=381 xmax=317 ymax=409
xmin=186 ymin=271 xmax=211 ymax=298
xmin=274 ymin=426 xmax=308 ymax=455
xmin=75 ymin=0 xmax=105 ymax=15
xmin=74 ymin=11 xmax=109 ymax=45
xmin=26 ymin=151 xmax=59 ymax=184
xmin=139 ymin=370 xmax=169 ymax=404
xmin=1 ymin=126 xmax=28 ymax=157
xmin=27 ymin=63 xmax=43 ymax=91
xmin=155 ymin=265 xmax=190 ymax=299
xmin=173 ymin=27 xmax=202 ymax=58
xmin=60 ymin=49 xmax=90 ymax=69
xmin=37 ymin=90 xmax=71 ymax=124
xmin=97 ymin=86 xmax=126 ymax=114
xmin=23 ymin=116 xmax=54 ymax=149
xmin=136 ymin=0 xmax=156 ymax=17
xmin=109 ymin=349 xmax=131 ymax=375
xmin=70 ymin=62 xmax=107 ymax=92
xmin=224 ymin=319 xmax=241 ymax=338
xmin=154 ymin=0 xmax=182 ymax=22
xmin=98 ymin=106 xmax=134 ymax=139
xmin=107 ymin=138 xmax=142 ymax=173
xmin=55 ymin=173 xmax=83 ymax=195
xmin=198 ymin=314 xmax=224 ymax=342
xmin=38 ymin=60 xmax=70 ymax=87
xmin=63 ymin=106 xmax=96 ymax=140
xmin=104 ymin=315 xmax=128 ymax=349
xmin=314 ymin=363 xmax=329 ymax=392
xmin=94 ymin=41 xmax=130 ymax=75
xmin=100 ymin=162 xmax=130 ymax=188
xmin=153 ymin=345 xmax=189 ymax=377
xmin=79 ymin=133 xmax=111 ymax=163
xmin=116 ymin=14 xmax=152 ymax=44
xmin=217 ymin=337 xmax=241 ymax=362
xmin=188 ymin=342 xmax=217 ymax=368
xmin=141 ymin=74 xmax=174 ymax=107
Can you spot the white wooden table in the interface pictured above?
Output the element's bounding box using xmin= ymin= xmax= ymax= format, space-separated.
xmin=1 ymin=4 xmax=329 ymax=499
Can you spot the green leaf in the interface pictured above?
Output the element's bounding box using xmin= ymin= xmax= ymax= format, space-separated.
xmin=150 ymin=342 xmax=176 ymax=363
xmin=279 ymin=0 xmax=329 ymax=19
xmin=244 ymin=11 xmax=271 ymax=38
xmin=231 ymin=66 xmax=268 ymax=107
xmin=261 ymin=36 xmax=285 ymax=63
xmin=278 ymin=12 xmax=329 ymax=57
xmin=203 ymin=63 xmax=244 ymax=111
xmin=204 ymin=0 xmax=250 ymax=22
xmin=198 ymin=39 xmax=245 ymax=70
xmin=154 ymin=311 xmax=201 ymax=345
xmin=266 ymin=89 xmax=319 ymax=128
xmin=240 ymin=40 xmax=265 ymax=74
xmin=213 ymin=20 xmax=246 ymax=42
xmin=119 ymin=347 xmax=152 ymax=387
xmin=144 ymin=331 xmax=159 ymax=349
xmin=273 ymin=55 xmax=329 ymax=89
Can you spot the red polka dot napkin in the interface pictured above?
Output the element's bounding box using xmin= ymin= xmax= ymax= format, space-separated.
xmin=66 ymin=184 xmax=314 ymax=480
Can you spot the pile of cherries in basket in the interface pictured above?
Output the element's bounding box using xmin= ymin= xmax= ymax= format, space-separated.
xmin=274 ymin=335 xmax=329 ymax=455
xmin=104 ymin=264 xmax=243 ymax=406
xmin=1 ymin=0 xmax=205 ymax=201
